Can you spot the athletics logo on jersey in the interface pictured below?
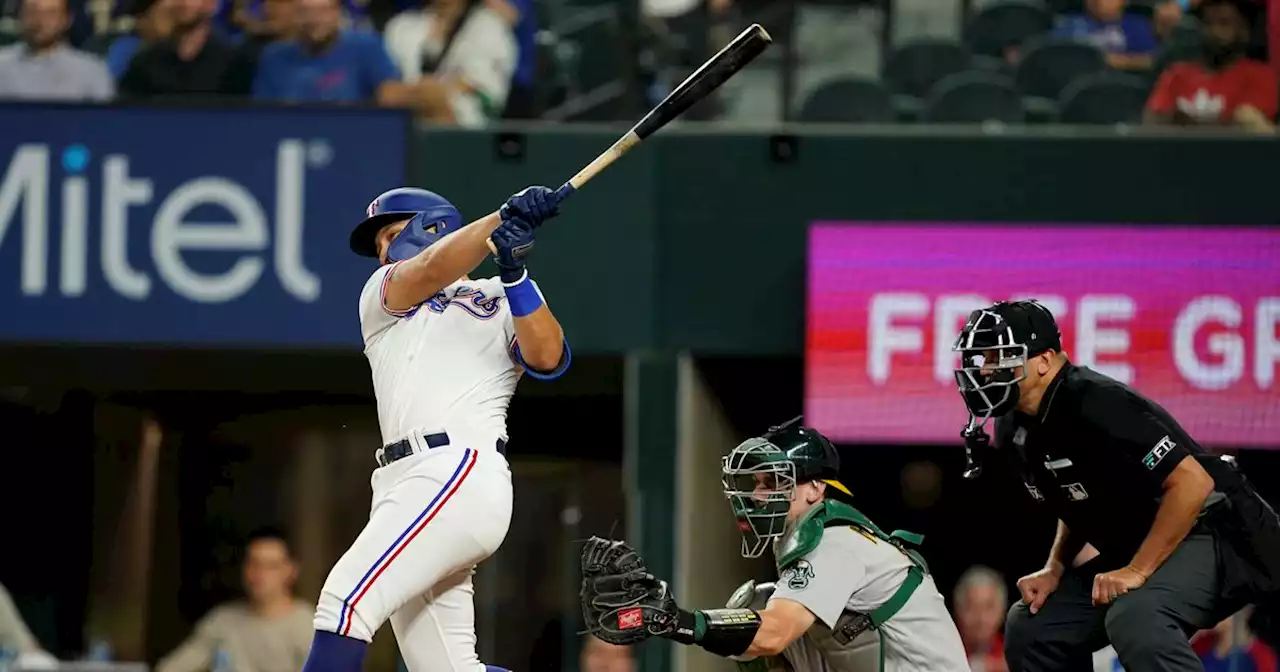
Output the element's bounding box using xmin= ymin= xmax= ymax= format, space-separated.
xmin=781 ymin=560 xmax=815 ymax=590
xmin=617 ymin=608 xmax=644 ymax=630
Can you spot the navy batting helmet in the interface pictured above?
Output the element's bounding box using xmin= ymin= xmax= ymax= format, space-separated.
xmin=349 ymin=187 xmax=464 ymax=260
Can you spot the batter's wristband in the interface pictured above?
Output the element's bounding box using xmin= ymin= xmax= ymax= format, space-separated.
xmin=503 ymin=269 xmax=544 ymax=317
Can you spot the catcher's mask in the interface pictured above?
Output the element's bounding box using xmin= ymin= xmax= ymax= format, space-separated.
xmin=721 ymin=418 xmax=845 ymax=559
xmin=952 ymin=300 xmax=1062 ymax=427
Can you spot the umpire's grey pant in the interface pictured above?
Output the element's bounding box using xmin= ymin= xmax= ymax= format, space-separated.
xmin=1004 ymin=532 xmax=1237 ymax=672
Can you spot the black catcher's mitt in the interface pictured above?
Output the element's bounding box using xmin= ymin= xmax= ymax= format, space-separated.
xmin=580 ymin=536 xmax=680 ymax=646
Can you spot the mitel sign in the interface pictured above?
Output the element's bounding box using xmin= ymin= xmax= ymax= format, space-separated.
xmin=0 ymin=104 xmax=408 ymax=346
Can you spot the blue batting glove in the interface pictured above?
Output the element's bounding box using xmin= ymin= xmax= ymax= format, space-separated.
xmin=499 ymin=186 xmax=560 ymax=228
xmin=490 ymin=215 xmax=537 ymax=284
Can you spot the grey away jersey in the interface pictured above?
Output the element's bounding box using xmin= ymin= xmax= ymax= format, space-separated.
xmin=768 ymin=526 xmax=969 ymax=672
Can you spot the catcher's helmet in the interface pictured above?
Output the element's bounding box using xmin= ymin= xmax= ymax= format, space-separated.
xmin=349 ymin=187 xmax=464 ymax=260
xmin=721 ymin=417 xmax=849 ymax=558
xmin=952 ymin=299 xmax=1062 ymax=424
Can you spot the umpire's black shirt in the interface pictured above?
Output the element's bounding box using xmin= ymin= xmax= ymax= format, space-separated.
xmin=995 ymin=361 xmax=1209 ymax=563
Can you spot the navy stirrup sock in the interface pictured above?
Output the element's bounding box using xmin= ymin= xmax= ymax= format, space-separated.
xmin=302 ymin=631 xmax=368 ymax=672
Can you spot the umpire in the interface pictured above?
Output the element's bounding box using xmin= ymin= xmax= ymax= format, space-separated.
xmin=951 ymin=300 xmax=1280 ymax=672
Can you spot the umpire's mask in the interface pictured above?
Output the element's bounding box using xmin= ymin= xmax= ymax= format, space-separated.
xmin=722 ymin=437 xmax=797 ymax=559
xmin=952 ymin=300 xmax=1062 ymax=426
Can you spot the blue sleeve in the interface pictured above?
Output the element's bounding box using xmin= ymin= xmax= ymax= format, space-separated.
xmin=104 ymin=37 xmax=138 ymax=79
xmin=252 ymin=48 xmax=279 ymax=99
xmin=1051 ymin=15 xmax=1084 ymax=39
xmin=362 ymin=35 xmax=401 ymax=96
xmin=1124 ymin=16 xmax=1158 ymax=54
xmin=513 ymin=339 xmax=572 ymax=380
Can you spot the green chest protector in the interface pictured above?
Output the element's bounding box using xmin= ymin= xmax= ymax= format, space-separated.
xmin=776 ymin=500 xmax=928 ymax=631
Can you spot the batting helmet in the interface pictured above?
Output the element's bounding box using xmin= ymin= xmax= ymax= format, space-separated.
xmin=349 ymin=187 xmax=464 ymax=260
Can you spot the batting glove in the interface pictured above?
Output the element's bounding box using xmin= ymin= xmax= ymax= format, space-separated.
xmin=490 ymin=216 xmax=537 ymax=284
xmin=500 ymin=186 xmax=560 ymax=228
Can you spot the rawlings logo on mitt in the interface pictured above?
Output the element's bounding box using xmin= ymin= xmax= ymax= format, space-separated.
xmin=580 ymin=536 xmax=680 ymax=646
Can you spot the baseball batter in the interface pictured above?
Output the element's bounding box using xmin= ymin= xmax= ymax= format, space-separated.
xmin=579 ymin=420 xmax=969 ymax=672
xmin=300 ymin=185 xmax=569 ymax=672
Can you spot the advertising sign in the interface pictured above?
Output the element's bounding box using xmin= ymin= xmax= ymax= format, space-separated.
xmin=0 ymin=104 xmax=408 ymax=347
xmin=805 ymin=222 xmax=1280 ymax=448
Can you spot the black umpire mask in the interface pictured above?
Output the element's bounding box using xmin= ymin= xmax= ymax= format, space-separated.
xmin=952 ymin=301 xmax=1061 ymax=426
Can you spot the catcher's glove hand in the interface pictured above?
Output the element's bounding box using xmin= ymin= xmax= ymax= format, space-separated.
xmin=580 ymin=536 xmax=681 ymax=646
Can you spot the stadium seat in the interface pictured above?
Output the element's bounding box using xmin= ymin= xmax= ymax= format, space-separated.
xmin=1044 ymin=0 xmax=1084 ymax=14
xmin=921 ymin=71 xmax=1026 ymax=123
xmin=1153 ymin=17 xmax=1202 ymax=77
xmin=964 ymin=0 xmax=1054 ymax=59
xmin=797 ymin=78 xmax=895 ymax=123
xmin=882 ymin=39 xmax=974 ymax=99
xmin=1056 ymin=71 xmax=1151 ymax=124
xmin=560 ymin=5 xmax=627 ymax=94
xmin=1015 ymin=38 xmax=1107 ymax=100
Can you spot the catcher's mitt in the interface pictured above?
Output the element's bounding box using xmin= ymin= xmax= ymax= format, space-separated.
xmin=580 ymin=536 xmax=680 ymax=646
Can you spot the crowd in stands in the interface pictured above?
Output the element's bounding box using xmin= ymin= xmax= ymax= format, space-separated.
xmin=0 ymin=0 xmax=1272 ymax=128
xmin=787 ymin=0 xmax=1275 ymax=130
xmin=0 ymin=0 xmax=528 ymax=125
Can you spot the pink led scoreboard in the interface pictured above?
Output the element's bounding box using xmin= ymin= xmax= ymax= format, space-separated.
xmin=804 ymin=223 xmax=1280 ymax=448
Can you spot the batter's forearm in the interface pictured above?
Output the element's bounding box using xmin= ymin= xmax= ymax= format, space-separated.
xmin=512 ymin=306 xmax=566 ymax=373
xmin=390 ymin=212 xmax=502 ymax=305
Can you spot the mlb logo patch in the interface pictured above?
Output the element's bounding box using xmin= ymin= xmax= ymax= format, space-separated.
xmin=618 ymin=608 xmax=644 ymax=630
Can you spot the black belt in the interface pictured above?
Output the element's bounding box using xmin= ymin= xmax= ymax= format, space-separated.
xmin=377 ymin=432 xmax=507 ymax=468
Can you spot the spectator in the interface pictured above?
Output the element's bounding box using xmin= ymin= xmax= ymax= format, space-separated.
xmin=1191 ymin=606 xmax=1279 ymax=672
xmin=103 ymin=0 xmax=173 ymax=80
xmin=1051 ymin=0 xmax=1159 ymax=69
xmin=235 ymin=0 xmax=295 ymax=62
xmin=482 ymin=0 xmax=534 ymax=118
xmin=252 ymin=0 xmax=406 ymax=104
xmin=0 ymin=0 xmax=113 ymax=100
xmin=580 ymin=635 xmax=634 ymax=672
xmin=119 ymin=0 xmax=253 ymax=97
xmin=953 ymin=566 xmax=1009 ymax=672
xmin=156 ymin=527 xmax=312 ymax=672
xmin=1144 ymin=0 xmax=1276 ymax=132
xmin=0 ymin=581 xmax=56 ymax=667
xmin=383 ymin=0 xmax=515 ymax=125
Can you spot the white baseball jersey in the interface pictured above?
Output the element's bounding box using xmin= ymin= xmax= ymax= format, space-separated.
xmin=310 ymin=262 xmax=541 ymax=671
xmin=771 ymin=527 xmax=970 ymax=672
xmin=359 ymin=262 xmax=523 ymax=446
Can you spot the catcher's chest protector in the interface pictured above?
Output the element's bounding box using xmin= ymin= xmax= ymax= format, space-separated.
xmin=775 ymin=502 xmax=928 ymax=643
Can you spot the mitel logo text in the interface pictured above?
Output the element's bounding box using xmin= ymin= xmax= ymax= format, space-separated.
xmin=0 ymin=140 xmax=321 ymax=303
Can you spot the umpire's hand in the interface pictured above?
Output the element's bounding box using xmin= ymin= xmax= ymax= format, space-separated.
xmin=1092 ymin=566 xmax=1147 ymax=606
xmin=1017 ymin=567 xmax=1062 ymax=615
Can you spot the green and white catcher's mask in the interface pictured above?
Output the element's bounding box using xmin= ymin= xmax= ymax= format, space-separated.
xmin=722 ymin=420 xmax=845 ymax=559
xmin=722 ymin=436 xmax=798 ymax=559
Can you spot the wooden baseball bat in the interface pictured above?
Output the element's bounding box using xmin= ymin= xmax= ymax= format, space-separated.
xmin=488 ymin=23 xmax=773 ymax=254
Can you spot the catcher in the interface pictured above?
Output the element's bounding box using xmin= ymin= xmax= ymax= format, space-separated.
xmin=580 ymin=419 xmax=969 ymax=672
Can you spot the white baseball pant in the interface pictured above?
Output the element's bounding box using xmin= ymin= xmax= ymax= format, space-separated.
xmin=314 ymin=445 xmax=513 ymax=672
